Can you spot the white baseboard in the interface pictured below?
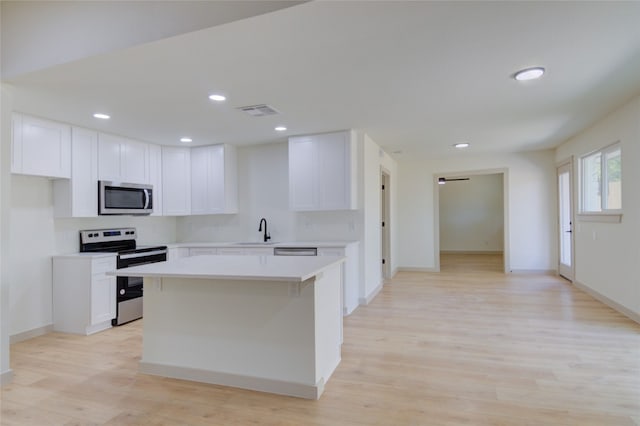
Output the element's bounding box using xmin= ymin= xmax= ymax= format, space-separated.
xmin=440 ymin=250 xmax=503 ymax=255
xmin=390 ymin=267 xmax=399 ymax=278
xmin=10 ymin=324 xmax=52 ymax=344
xmin=509 ymin=269 xmax=556 ymax=275
xmin=1 ymin=369 xmax=13 ymax=386
xmin=359 ymin=281 xmax=383 ymax=306
xmin=396 ymin=267 xmax=438 ymax=273
xmin=573 ymin=281 xmax=640 ymax=325
xmin=139 ymin=361 xmax=324 ymax=400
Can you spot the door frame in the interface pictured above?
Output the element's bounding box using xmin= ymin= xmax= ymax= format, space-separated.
xmin=557 ymin=158 xmax=575 ymax=281
xmin=381 ymin=168 xmax=391 ymax=279
xmin=433 ymin=168 xmax=510 ymax=273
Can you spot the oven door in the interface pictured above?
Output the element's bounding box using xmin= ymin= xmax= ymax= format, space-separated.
xmin=116 ymin=276 xmax=143 ymax=301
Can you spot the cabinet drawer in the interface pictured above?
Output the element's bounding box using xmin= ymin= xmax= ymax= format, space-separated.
xmin=318 ymin=248 xmax=345 ymax=257
xmin=189 ymin=248 xmax=218 ymax=256
xmin=92 ymin=257 xmax=116 ymax=274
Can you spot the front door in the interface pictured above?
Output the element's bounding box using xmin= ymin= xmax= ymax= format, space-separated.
xmin=557 ymin=162 xmax=574 ymax=281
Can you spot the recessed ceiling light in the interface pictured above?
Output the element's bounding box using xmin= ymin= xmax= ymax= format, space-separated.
xmin=93 ymin=113 xmax=110 ymax=119
xmin=275 ymin=126 xmax=287 ymax=132
xmin=454 ymin=142 xmax=470 ymax=149
xmin=180 ymin=137 xmax=192 ymax=143
xmin=208 ymin=94 xmax=226 ymax=102
xmin=514 ymin=67 xmax=545 ymax=81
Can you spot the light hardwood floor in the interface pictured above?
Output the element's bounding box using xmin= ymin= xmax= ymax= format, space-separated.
xmin=2 ymin=254 xmax=639 ymax=425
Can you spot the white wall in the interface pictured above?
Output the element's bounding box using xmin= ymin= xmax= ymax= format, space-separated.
xmin=8 ymin=175 xmax=177 ymax=336
xmin=555 ymin=95 xmax=640 ymax=318
xmin=397 ymin=150 xmax=556 ymax=272
xmin=439 ymin=173 xmax=504 ymax=252
xmin=1 ymin=83 xmax=13 ymax=383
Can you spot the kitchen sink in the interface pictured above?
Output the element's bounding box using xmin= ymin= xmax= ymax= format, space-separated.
xmin=233 ymin=241 xmax=279 ymax=245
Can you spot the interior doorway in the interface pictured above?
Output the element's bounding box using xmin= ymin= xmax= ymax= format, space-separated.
xmin=557 ymin=161 xmax=574 ymax=281
xmin=434 ymin=170 xmax=509 ymax=273
xmin=381 ymin=170 xmax=391 ymax=279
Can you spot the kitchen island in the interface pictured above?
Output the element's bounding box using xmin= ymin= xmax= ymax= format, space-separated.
xmin=115 ymin=254 xmax=345 ymax=399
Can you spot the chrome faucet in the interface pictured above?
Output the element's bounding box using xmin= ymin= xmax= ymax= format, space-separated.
xmin=258 ymin=218 xmax=271 ymax=242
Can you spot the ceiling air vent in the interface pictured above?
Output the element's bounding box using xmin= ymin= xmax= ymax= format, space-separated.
xmin=237 ymin=104 xmax=280 ymax=117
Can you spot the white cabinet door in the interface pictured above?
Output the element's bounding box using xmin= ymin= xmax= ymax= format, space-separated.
xmin=162 ymin=146 xmax=191 ymax=216
xmin=121 ymin=139 xmax=149 ymax=184
xmin=11 ymin=113 xmax=71 ymax=178
xmin=91 ymin=275 xmax=116 ymax=325
xmin=97 ymin=133 xmax=122 ymax=182
xmin=289 ymin=136 xmax=318 ymax=211
xmin=289 ymin=130 xmax=356 ymax=211
xmin=98 ymin=133 xmax=149 ymax=184
xmin=53 ymin=127 xmax=99 ymax=217
xmin=148 ymin=144 xmax=163 ymax=216
xmin=191 ymin=144 xmax=237 ymax=215
xmin=189 ymin=247 xmax=218 ymax=256
xmin=167 ymin=247 xmax=190 ymax=261
xmin=244 ymin=248 xmax=274 ymax=256
xmin=217 ymin=248 xmax=244 ymax=255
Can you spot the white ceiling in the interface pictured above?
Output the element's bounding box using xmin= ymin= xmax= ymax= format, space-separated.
xmin=4 ymin=1 xmax=640 ymax=159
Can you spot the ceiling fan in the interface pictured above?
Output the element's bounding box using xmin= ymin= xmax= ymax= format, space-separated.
xmin=438 ymin=177 xmax=470 ymax=185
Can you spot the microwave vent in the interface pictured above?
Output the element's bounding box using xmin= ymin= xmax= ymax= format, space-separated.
xmin=237 ymin=104 xmax=280 ymax=117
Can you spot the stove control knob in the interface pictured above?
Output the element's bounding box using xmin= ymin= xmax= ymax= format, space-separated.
xmin=120 ymin=289 xmax=125 ymax=295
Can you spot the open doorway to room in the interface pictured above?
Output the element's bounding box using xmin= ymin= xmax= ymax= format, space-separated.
xmin=435 ymin=171 xmax=508 ymax=273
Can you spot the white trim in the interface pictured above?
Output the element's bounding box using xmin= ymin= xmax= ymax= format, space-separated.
xmin=396 ymin=267 xmax=438 ymax=273
xmin=577 ymin=213 xmax=622 ymax=223
xmin=359 ymin=280 xmax=383 ymax=306
xmin=573 ymin=281 xmax=640 ymax=325
xmin=390 ymin=267 xmax=400 ymax=278
xmin=139 ymin=361 xmax=325 ymax=400
xmin=0 ymin=369 xmax=13 ymax=386
xmin=10 ymin=324 xmax=52 ymax=344
xmin=509 ymin=269 xmax=556 ymax=275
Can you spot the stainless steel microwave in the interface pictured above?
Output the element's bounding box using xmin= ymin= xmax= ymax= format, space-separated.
xmin=98 ymin=181 xmax=153 ymax=215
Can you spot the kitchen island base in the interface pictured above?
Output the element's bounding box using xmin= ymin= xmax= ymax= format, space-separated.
xmin=138 ymin=263 xmax=342 ymax=400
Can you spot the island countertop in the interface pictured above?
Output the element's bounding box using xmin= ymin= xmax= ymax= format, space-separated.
xmin=114 ymin=254 xmax=345 ymax=282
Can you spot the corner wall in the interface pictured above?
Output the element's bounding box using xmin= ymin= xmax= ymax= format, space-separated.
xmin=555 ymin=95 xmax=640 ymax=319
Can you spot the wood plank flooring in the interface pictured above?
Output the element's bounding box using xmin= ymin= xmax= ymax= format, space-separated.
xmin=2 ymin=254 xmax=639 ymax=425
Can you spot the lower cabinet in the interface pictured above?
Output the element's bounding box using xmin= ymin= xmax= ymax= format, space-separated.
xmin=53 ymin=255 xmax=117 ymax=335
xmin=318 ymin=243 xmax=359 ymax=316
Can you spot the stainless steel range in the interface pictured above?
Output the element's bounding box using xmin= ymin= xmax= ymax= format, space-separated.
xmin=79 ymin=228 xmax=167 ymax=325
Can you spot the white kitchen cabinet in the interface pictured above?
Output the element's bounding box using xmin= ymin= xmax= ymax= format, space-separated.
xmin=189 ymin=247 xmax=218 ymax=256
xmin=217 ymin=247 xmax=245 ymax=255
xmin=289 ymin=130 xmax=357 ymax=211
xmin=168 ymin=247 xmax=190 ymax=261
xmin=52 ymin=255 xmax=117 ymax=335
xmin=244 ymin=247 xmax=274 ymax=256
xmin=318 ymin=243 xmax=359 ymax=316
xmin=98 ymin=133 xmax=149 ymax=184
xmin=191 ymin=144 xmax=238 ymax=215
xmin=53 ymin=127 xmax=99 ymax=217
xmin=162 ymin=146 xmax=191 ymax=216
xmin=148 ymin=144 xmax=163 ymax=216
xmin=11 ymin=113 xmax=71 ymax=178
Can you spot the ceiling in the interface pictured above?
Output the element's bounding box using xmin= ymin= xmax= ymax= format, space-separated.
xmin=4 ymin=1 xmax=640 ymax=159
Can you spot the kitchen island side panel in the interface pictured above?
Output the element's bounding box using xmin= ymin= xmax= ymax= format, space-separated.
xmin=141 ymin=276 xmax=320 ymax=388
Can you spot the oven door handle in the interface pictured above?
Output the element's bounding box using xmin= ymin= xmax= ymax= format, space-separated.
xmin=119 ymin=250 xmax=167 ymax=260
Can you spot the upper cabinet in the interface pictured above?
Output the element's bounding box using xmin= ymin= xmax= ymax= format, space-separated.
xmin=148 ymin=144 xmax=163 ymax=216
xmin=98 ymin=133 xmax=149 ymax=184
xmin=53 ymin=127 xmax=99 ymax=218
xmin=162 ymin=146 xmax=191 ymax=216
xmin=11 ymin=113 xmax=71 ymax=179
xmin=191 ymin=144 xmax=238 ymax=215
xmin=289 ymin=130 xmax=357 ymax=211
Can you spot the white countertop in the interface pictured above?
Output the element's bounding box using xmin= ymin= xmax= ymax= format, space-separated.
xmin=113 ymin=254 xmax=345 ymax=282
xmin=167 ymin=241 xmax=358 ymax=249
xmin=53 ymin=252 xmax=117 ymax=260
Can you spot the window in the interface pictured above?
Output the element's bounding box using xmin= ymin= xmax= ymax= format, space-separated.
xmin=580 ymin=142 xmax=621 ymax=214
